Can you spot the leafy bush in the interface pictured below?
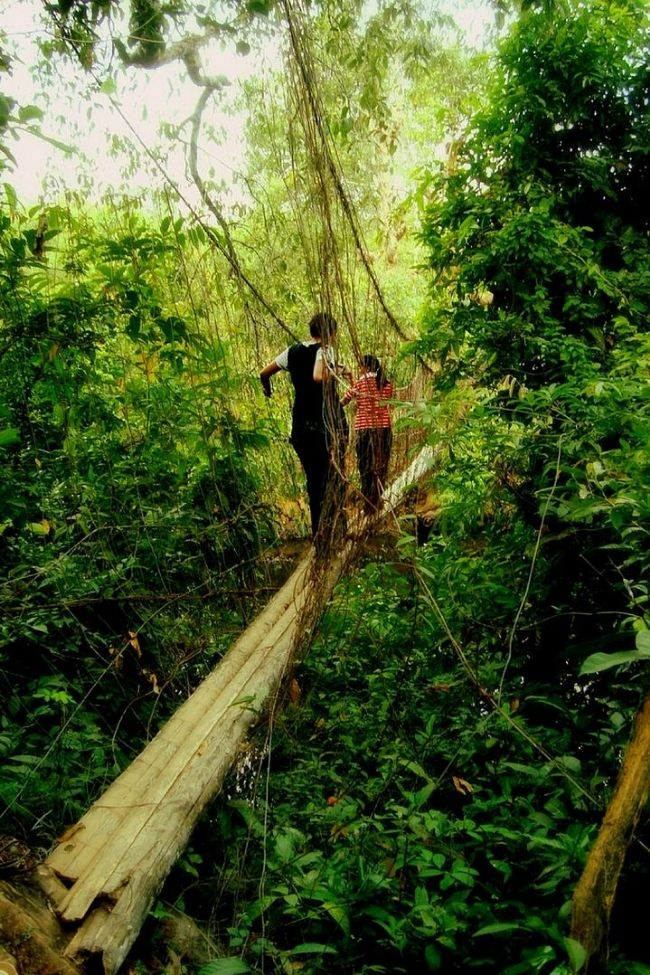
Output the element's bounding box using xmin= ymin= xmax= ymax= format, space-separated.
xmin=0 ymin=199 xmax=276 ymax=842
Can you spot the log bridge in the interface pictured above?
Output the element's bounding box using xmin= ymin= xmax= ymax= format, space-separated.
xmin=0 ymin=449 xmax=433 ymax=975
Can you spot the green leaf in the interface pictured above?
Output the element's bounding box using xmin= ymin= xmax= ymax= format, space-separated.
xmin=564 ymin=937 xmax=587 ymax=972
xmin=579 ymin=648 xmax=650 ymax=676
xmin=0 ymin=144 xmax=17 ymax=166
xmin=0 ymin=93 xmax=13 ymax=126
xmin=322 ymin=900 xmax=350 ymax=935
xmin=274 ymin=827 xmax=304 ymax=863
xmin=425 ymin=943 xmax=442 ymax=970
xmin=636 ymin=631 xmax=650 ymax=653
xmin=18 ymin=104 xmax=43 ymax=122
xmin=197 ymin=960 xmax=250 ymax=975
xmin=3 ymin=182 xmax=17 ymax=208
xmin=28 ymin=621 xmax=49 ymax=634
xmin=0 ymin=427 xmax=19 ymax=447
xmin=286 ymin=943 xmax=337 ymax=956
xmin=474 ymin=922 xmax=524 ymax=936
xmin=398 ymin=758 xmax=433 ymax=782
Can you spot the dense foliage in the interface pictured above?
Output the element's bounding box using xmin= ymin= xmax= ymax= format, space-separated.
xmin=414 ymin=0 xmax=650 ymax=679
xmin=178 ymin=559 xmax=642 ymax=974
xmin=0 ymin=200 xmax=278 ymax=832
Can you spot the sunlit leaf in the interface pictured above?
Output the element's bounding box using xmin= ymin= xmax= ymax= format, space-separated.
xmin=0 ymin=144 xmax=17 ymax=165
xmin=579 ymin=648 xmax=650 ymax=676
xmin=322 ymin=901 xmax=350 ymax=935
xmin=3 ymin=182 xmax=17 ymax=207
xmin=100 ymin=77 xmax=117 ymax=95
xmin=26 ymin=130 xmax=73 ymax=153
xmin=18 ymin=104 xmax=43 ymax=122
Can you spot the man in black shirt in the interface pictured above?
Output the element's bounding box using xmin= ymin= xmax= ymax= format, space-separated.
xmin=260 ymin=312 xmax=349 ymax=540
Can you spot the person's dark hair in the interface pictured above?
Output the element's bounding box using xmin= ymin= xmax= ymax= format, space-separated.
xmin=309 ymin=311 xmax=338 ymax=341
xmin=361 ymin=354 xmax=387 ymax=389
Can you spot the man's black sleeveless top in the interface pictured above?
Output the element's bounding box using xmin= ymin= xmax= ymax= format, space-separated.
xmin=287 ymin=342 xmax=348 ymax=447
xmin=287 ymin=342 xmax=324 ymax=438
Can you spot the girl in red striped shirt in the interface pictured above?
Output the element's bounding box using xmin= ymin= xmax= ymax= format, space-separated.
xmin=342 ymin=355 xmax=393 ymax=511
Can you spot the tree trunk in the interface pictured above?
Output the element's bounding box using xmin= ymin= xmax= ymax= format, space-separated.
xmin=570 ymin=689 xmax=650 ymax=973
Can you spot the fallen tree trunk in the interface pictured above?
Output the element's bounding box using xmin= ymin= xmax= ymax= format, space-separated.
xmin=45 ymin=550 xmax=324 ymax=974
xmin=32 ymin=446 xmax=434 ymax=974
xmin=570 ymin=689 xmax=650 ymax=973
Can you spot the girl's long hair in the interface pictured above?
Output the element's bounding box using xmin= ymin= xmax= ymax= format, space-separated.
xmin=361 ymin=354 xmax=388 ymax=389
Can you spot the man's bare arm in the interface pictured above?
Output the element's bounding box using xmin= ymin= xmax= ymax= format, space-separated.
xmin=260 ymin=361 xmax=281 ymax=397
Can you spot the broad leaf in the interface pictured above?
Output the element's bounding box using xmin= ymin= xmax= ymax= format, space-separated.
xmin=564 ymin=937 xmax=587 ymax=972
xmin=579 ymin=647 xmax=650 ymax=676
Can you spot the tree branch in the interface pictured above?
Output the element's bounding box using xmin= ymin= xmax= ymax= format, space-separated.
xmin=188 ymin=88 xmax=298 ymax=342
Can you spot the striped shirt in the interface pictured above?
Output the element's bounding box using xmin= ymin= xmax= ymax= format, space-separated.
xmin=342 ymin=372 xmax=393 ymax=431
